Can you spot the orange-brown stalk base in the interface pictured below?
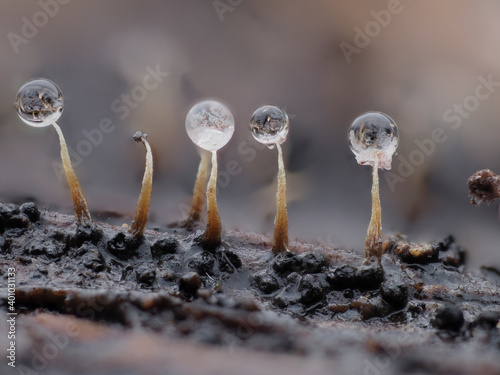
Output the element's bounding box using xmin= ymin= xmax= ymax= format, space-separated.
xmin=52 ymin=122 xmax=91 ymax=225
xmin=201 ymin=151 xmax=221 ymax=250
xmin=272 ymin=143 xmax=289 ymax=254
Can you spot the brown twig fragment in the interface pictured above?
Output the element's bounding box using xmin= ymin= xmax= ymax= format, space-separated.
xmin=130 ymin=131 xmax=153 ymax=238
xmin=201 ymin=151 xmax=221 ymax=250
xmin=467 ymin=169 xmax=500 ymax=206
xmin=272 ymin=143 xmax=289 ymax=254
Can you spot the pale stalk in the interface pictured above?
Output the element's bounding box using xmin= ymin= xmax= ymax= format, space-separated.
xmin=272 ymin=143 xmax=289 ymax=254
xmin=51 ymin=122 xmax=91 ymax=225
xmin=186 ymin=151 xmax=209 ymax=225
xmin=365 ymin=159 xmax=382 ymax=260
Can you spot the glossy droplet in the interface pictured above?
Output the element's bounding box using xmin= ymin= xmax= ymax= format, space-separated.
xmin=185 ymin=100 xmax=235 ymax=152
xmin=250 ymin=105 xmax=289 ymax=146
xmin=16 ymin=78 xmax=64 ymax=127
xmin=348 ymin=111 xmax=399 ymax=170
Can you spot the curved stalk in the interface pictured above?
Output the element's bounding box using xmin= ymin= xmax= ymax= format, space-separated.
xmin=201 ymin=151 xmax=221 ymax=250
xmin=272 ymin=143 xmax=289 ymax=254
xmin=130 ymin=132 xmax=153 ymax=238
xmin=51 ymin=121 xmax=91 ymax=225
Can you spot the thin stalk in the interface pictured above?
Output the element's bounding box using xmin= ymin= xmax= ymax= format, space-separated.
xmin=365 ymin=159 xmax=382 ymax=260
xmin=185 ymin=151 xmax=209 ymax=226
xmin=201 ymin=151 xmax=221 ymax=249
xmin=51 ymin=122 xmax=91 ymax=225
xmin=272 ymin=143 xmax=289 ymax=254
xmin=130 ymin=132 xmax=153 ymax=238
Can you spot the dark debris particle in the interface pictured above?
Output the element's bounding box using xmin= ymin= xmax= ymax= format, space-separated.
xmin=472 ymin=311 xmax=500 ymax=331
xmin=107 ymin=232 xmax=140 ymax=260
xmin=408 ymin=301 xmax=426 ymax=317
xmin=74 ymin=223 xmax=104 ymax=247
xmin=121 ymin=265 xmax=136 ymax=282
xmin=350 ymin=295 xmax=391 ymax=320
xmin=343 ymin=289 xmax=354 ymax=299
xmin=326 ymin=265 xmax=357 ymax=290
xmin=273 ymin=272 xmax=303 ymax=308
xmin=272 ymin=251 xmax=301 ymax=276
xmin=160 ymin=268 xmax=177 ymax=282
xmin=380 ymin=280 xmax=408 ymax=310
xmin=20 ymin=202 xmax=40 ymax=222
xmin=216 ymin=249 xmax=242 ymax=273
xmin=432 ymin=235 xmax=454 ymax=252
xmin=136 ymin=266 xmax=156 ymax=286
xmin=80 ymin=244 xmax=106 ymax=272
xmin=433 ymin=305 xmax=464 ymax=332
xmin=188 ymin=251 xmax=215 ymax=275
xmin=297 ymin=251 xmax=327 ymax=274
xmin=356 ymin=263 xmax=384 ymax=290
xmin=299 ymin=274 xmax=326 ymax=306
xmin=27 ymin=240 xmax=65 ymax=260
xmin=467 ymin=169 xmax=500 ymax=206
xmin=0 ymin=203 xmax=20 ymax=216
xmin=50 ymin=230 xmax=68 ymax=243
xmin=179 ymin=272 xmax=202 ymax=297
xmin=0 ymin=203 xmax=31 ymax=232
xmin=18 ymin=256 xmax=32 ymax=265
xmin=151 ymin=236 xmax=178 ymax=258
xmin=251 ymin=270 xmax=280 ymax=294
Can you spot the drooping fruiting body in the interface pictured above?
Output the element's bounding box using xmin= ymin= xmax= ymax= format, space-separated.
xmin=130 ymin=131 xmax=153 ymax=238
xmin=348 ymin=112 xmax=399 ymax=261
xmin=250 ymin=105 xmax=290 ymax=253
xmin=16 ymin=78 xmax=91 ymax=225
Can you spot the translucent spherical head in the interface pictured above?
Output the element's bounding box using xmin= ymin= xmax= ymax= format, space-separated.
xmin=250 ymin=105 xmax=289 ymax=148
xmin=16 ymin=78 xmax=64 ymax=127
xmin=348 ymin=111 xmax=399 ymax=170
xmin=185 ymin=100 xmax=235 ymax=152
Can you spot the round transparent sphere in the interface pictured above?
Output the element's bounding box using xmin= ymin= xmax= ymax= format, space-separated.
xmin=249 ymin=105 xmax=289 ymax=148
xmin=348 ymin=111 xmax=399 ymax=170
xmin=185 ymin=100 xmax=235 ymax=152
xmin=16 ymin=78 xmax=64 ymax=127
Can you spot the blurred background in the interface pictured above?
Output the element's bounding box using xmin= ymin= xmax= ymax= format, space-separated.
xmin=1 ymin=0 xmax=499 ymax=269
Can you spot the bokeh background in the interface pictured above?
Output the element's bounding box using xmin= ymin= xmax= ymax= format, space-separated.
xmin=1 ymin=0 xmax=499 ymax=268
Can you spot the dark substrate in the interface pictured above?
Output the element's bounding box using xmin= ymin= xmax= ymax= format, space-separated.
xmin=1 ymin=202 xmax=500 ymax=375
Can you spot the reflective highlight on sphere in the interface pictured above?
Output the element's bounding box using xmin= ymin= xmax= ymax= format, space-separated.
xmin=348 ymin=111 xmax=399 ymax=170
xmin=185 ymin=100 xmax=235 ymax=152
xmin=250 ymin=105 xmax=289 ymax=148
xmin=16 ymin=78 xmax=64 ymax=127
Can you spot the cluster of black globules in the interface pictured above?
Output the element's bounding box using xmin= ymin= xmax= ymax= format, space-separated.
xmin=251 ymin=252 xmax=329 ymax=308
xmin=251 ymin=251 xmax=402 ymax=319
xmin=250 ymin=236 xmax=469 ymax=320
xmin=0 ymin=202 xmax=242 ymax=301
